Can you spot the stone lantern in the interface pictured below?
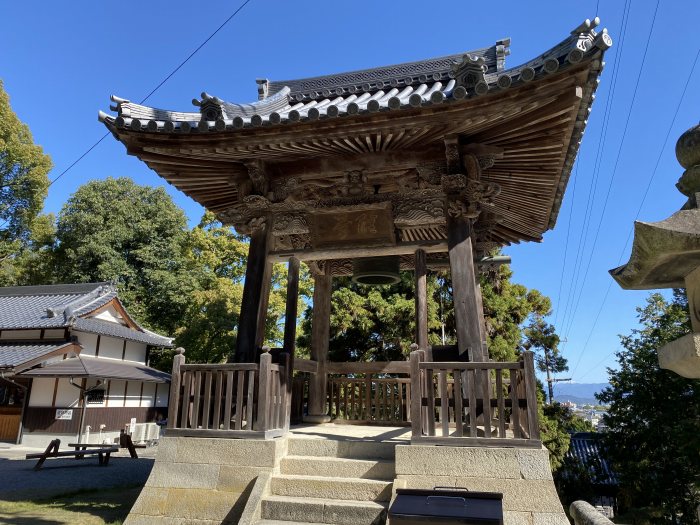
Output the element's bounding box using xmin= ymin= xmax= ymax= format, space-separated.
xmin=610 ymin=122 xmax=700 ymax=378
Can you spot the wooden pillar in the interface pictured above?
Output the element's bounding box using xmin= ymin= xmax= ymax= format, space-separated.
xmin=255 ymin=262 xmax=274 ymax=348
xmin=305 ymin=270 xmax=332 ymax=423
xmin=283 ymin=257 xmax=301 ymax=359
xmin=475 ymin=283 xmax=488 ymax=359
xmin=233 ymin=222 xmax=270 ymax=363
xmin=282 ymin=258 xmax=300 ymax=430
xmin=167 ymin=348 xmax=185 ymax=429
xmin=415 ymin=249 xmax=429 ymax=349
xmin=447 ymin=213 xmax=486 ymax=361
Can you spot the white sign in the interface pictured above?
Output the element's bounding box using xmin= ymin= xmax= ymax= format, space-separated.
xmin=129 ymin=417 xmax=136 ymax=433
xmin=55 ymin=409 xmax=73 ymax=420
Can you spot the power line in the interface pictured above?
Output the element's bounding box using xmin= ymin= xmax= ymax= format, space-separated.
xmin=553 ymin=162 xmax=579 ymax=328
xmin=51 ymin=0 xmax=254 ymax=189
xmin=560 ymin=0 xmax=638 ymax=339
xmin=571 ymin=45 xmax=700 ymax=380
xmin=0 ymin=0 xmax=254 ymax=231
xmin=563 ymin=0 xmax=660 ymax=343
xmin=557 ymin=0 xmax=632 ymax=335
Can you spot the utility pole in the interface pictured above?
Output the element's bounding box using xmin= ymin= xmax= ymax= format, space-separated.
xmin=546 ymin=377 xmax=572 ymax=404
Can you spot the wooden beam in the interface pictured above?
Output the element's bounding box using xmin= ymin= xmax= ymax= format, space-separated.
xmin=415 ymin=249 xmax=428 ymax=349
xmin=233 ymin=223 xmax=270 ymax=363
xmin=269 ymin=240 xmax=447 ymax=263
xmin=326 ymin=361 xmax=410 ymax=374
xmin=447 ymin=214 xmax=486 ymax=361
xmin=305 ymin=271 xmax=332 ymax=422
xmin=294 ymin=358 xmax=318 ymax=373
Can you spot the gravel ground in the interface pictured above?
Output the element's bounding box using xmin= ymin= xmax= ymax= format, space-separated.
xmin=0 ymin=444 xmax=156 ymax=502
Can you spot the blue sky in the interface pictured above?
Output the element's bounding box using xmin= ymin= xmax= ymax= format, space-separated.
xmin=1 ymin=1 xmax=698 ymax=384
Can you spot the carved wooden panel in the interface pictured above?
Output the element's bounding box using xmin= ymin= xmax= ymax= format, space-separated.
xmin=309 ymin=203 xmax=395 ymax=249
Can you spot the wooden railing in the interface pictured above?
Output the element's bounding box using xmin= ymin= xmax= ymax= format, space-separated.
xmin=167 ymin=348 xmax=290 ymax=439
xmin=409 ymin=349 xmax=541 ymax=448
xmin=323 ymin=360 xmax=411 ymax=425
xmin=329 ymin=376 xmax=411 ymax=424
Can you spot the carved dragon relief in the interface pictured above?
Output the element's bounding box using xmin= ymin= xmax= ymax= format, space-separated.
xmin=441 ymin=172 xmax=501 ymax=221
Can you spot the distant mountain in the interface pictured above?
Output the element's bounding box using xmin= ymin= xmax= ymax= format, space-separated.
xmin=553 ymin=383 xmax=609 ymax=405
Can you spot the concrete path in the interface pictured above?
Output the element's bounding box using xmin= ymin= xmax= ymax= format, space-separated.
xmin=0 ymin=444 xmax=156 ymax=501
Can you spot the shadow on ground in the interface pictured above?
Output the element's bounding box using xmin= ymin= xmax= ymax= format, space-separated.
xmin=0 ymin=451 xmax=154 ymax=524
xmin=0 ymin=486 xmax=142 ymax=525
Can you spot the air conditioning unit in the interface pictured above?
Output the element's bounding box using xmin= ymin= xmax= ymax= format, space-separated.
xmin=125 ymin=422 xmax=161 ymax=444
xmin=146 ymin=422 xmax=160 ymax=441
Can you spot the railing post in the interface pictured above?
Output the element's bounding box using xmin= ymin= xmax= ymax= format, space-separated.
xmin=167 ymin=348 xmax=185 ymax=429
xmin=256 ymin=347 xmax=272 ymax=432
xmin=282 ymin=352 xmax=292 ymax=432
xmin=522 ymin=351 xmax=541 ymax=440
xmin=410 ymin=345 xmax=422 ymax=439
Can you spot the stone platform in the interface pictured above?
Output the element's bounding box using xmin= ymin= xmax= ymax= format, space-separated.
xmin=125 ymin=424 xmax=567 ymax=525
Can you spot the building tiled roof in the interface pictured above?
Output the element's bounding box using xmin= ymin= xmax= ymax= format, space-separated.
xmin=0 ymin=282 xmax=172 ymax=347
xmin=0 ymin=282 xmax=115 ymax=329
xmin=0 ymin=341 xmax=78 ymax=370
xmin=73 ymin=317 xmax=172 ymax=347
xmin=19 ymin=355 xmax=171 ymax=383
xmin=566 ymin=432 xmax=618 ymax=486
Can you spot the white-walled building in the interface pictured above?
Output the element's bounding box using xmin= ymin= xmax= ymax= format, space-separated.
xmin=0 ymin=282 xmax=172 ymax=446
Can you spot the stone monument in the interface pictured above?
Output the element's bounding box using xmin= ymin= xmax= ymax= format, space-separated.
xmin=610 ymin=122 xmax=700 ymax=378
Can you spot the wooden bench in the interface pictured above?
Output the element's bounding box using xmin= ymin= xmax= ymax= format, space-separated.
xmin=26 ymin=439 xmax=118 ymax=470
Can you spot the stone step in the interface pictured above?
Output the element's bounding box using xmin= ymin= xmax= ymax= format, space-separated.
xmin=261 ymin=494 xmax=387 ymax=525
xmin=271 ymin=474 xmax=392 ymax=502
xmin=280 ymin=455 xmax=395 ymax=480
xmin=257 ymin=521 xmax=334 ymax=525
xmin=287 ymin=437 xmax=396 ymax=460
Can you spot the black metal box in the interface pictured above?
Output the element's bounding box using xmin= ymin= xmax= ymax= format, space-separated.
xmin=389 ymin=488 xmax=503 ymax=525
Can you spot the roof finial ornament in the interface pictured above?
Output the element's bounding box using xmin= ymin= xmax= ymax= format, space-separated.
xmin=256 ymin=78 xmax=269 ymax=100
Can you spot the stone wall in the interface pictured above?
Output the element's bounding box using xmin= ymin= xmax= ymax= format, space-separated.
xmin=394 ymin=444 xmax=568 ymax=525
xmin=125 ymin=436 xmax=287 ymax=525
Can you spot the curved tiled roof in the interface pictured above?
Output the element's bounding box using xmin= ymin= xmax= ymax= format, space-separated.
xmin=99 ymin=22 xmax=609 ymax=137
xmin=263 ymin=42 xmax=508 ymax=101
xmin=100 ymin=18 xmax=612 ymax=243
xmin=565 ymin=432 xmax=618 ymax=486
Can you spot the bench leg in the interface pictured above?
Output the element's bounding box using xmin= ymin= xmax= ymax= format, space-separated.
xmin=102 ymin=452 xmax=111 ymax=466
xmin=34 ymin=439 xmax=60 ymax=471
xmin=126 ymin=435 xmax=138 ymax=459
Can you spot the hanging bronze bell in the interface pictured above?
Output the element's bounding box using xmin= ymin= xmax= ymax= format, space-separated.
xmin=351 ymin=256 xmax=401 ymax=286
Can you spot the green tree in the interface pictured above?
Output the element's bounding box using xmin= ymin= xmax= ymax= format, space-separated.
xmin=52 ymin=177 xmax=194 ymax=333
xmin=480 ymin=263 xmax=551 ymax=362
xmin=172 ymin=213 xmax=313 ymax=365
xmin=543 ymin=402 xmax=594 ymax=433
xmin=524 ymin=315 xmax=568 ymax=404
xmin=0 ymin=80 xmax=52 ymax=284
xmin=298 ymin=272 xmax=435 ymax=362
xmin=597 ymin=291 xmax=700 ymax=524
